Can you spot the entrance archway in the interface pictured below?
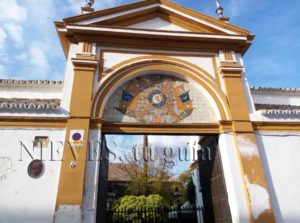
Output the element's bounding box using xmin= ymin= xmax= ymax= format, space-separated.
xmin=86 ymin=61 xmax=234 ymax=223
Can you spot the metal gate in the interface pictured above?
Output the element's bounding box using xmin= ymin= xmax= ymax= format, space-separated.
xmin=107 ymin=206 xmax=203 ymax=223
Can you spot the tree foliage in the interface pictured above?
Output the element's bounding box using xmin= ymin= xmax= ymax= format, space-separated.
xmin=119 ymin=143 xmax=178 ymax=204
xmin=178 ymin=170 xmax=196 ymax=205
xmin=112 ymin=195 xmax=168 ymax=223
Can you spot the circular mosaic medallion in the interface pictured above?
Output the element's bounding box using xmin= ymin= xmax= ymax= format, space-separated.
xmin=113 ymin=75 xmax=194 ymax=123
xmin=148 ymin=90 xmax=166 ymax=108
xmin=28 ymin=160 xmax=45 ymax=179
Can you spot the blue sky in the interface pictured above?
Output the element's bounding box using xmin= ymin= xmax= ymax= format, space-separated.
xmin=0 ymin=0 xmax=299 ymax=87
xmin=105 ymin=134 xmax=193 ymax=176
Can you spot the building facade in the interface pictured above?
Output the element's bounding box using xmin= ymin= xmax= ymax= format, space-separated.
xmin=0 ymin=0 xmax=300 ymax=223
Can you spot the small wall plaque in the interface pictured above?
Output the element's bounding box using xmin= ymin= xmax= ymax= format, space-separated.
xmin=28 ymin=160 xmax=45 ymax=179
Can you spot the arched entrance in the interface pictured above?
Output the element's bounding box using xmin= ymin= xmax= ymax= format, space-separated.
xmin=83 ymin=60 xmax=234 ymax=223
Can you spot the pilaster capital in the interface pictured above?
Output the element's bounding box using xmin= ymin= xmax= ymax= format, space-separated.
xmin=218 ymin=61 xmax=244 ymax=77
xmin=71 ymin=57 xmax=98 ymax=71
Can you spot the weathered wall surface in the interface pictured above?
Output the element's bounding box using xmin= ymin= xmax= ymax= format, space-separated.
xmin=256 ymin=133 xmax=300 ymax=223
xmin=218 ymin=134 xmax=250 ymax=223
xmin=189 ymin=135 xmax=250 ymax=223
xmin=0 ymin=129 xmax=66 ymax=223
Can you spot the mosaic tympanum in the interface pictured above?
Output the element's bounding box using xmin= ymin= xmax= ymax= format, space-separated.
xmin=103 ymin=74 xmax=217 ymax=124
xmin=116 ymin=75 xmax=193 ymax=123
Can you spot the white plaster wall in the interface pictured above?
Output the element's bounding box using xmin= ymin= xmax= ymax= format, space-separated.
xmin=236 ymin=53 xmax=256 ymax=114
xmin=219 ymin=134 xmax=250 ymax=223
xmin=191 ymin=168 xmax=202 ymax=207
xmin=250 ymin=113 xmax=300 ymax=122
xmin=102 ymin=52 xmax=145 ymax=73
xmin=0 ymin=86 xmax=62 ymax=99
xmin=61 ymin=43 xmax=79 ymax=111
xmin=101 ymin=51 xmax=216 ymax=79
xmin=175 ymin=56 xmax=216 ymax=78
xmin=189 ymin=136 xmax=205 ymax=222
xmin=0 ymin=128 xmax=66 ymax=223
xmin=256 ymin=133 xmax=300 ymax=223
xmin=252 ymin=93 xmax=300 ymax=106
xmin=0 ymin=110 xmax=69 ymax=118
xmin=128 ymin=17 xmax=189 ymax=32
xmin=250 ymin=91 xmax=300 ymax=122
xmin=191 ymin=168 xmax=205 ymax=222
xmin=83 ymin=129 xmax=102 ymax=223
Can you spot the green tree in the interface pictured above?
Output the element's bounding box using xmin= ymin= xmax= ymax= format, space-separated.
xmin=119 ymin=137 xmax=177 ymax=204
xmin=112 ymin=195 xmax=168 ymax=223
xmin=178 ymin=170 xmax=196 ymax=205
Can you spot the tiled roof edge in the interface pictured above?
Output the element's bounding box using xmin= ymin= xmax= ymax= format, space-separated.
xmin=255 ymin=103 xmax=300 ymax=116
xmin=0 ymin=79 xmax=64 ymax=86
xmin=251 ymin=87 xmax=300 ymax=94
xmin=0 ymin=98 xmax=61 ymax=110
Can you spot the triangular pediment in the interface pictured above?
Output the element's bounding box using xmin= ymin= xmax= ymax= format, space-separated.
xmin=63 ymin=0 xmax=250 ymax=35
xmin=57 ymin=0 xmax=254 ymax=58
xmin=128 ymin=17 xmax=189 ymax=32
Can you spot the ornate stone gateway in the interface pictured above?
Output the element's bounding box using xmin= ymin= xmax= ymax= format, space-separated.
xmin=53 ymin=0 xmax=277 ymax=223
xmin=0 ymin=0 xmax=298 ymax=222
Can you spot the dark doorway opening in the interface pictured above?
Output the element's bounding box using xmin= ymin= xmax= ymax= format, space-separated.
xmin=198 ymin=136 xmax=232 ymax=223
xmin=96 ymin=134 xmax=232 ymax=223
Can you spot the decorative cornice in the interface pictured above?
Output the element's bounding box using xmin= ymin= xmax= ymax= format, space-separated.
xmin=0 ymin=98 xmax=61 ymax=110
xmin=258 ymin=110 xmax=300 ymax=116
xmin=0 ymin=79 xmax=64 ymax=87
xmin=255 ymin=104 xmax=300 ymax=116
xmin=251 ymin=87 xmax=300 ymax=94
xmin=66 ymin=24 xmax=248 ymax=41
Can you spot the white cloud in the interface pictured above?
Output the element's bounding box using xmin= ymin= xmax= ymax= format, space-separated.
xmin=3 ymin=23 xmax=23 ymax=45
xmin=149 ymin=135 xmax=190 ymax=149
xmin=0 ymin=64 xmax=7 ymax=78
xmin=0 ymin=27 xmax=7 ymax=51
xmin=228 ymin=0 xmax=240 ymax=17
xmin=29 ymin=45 xmax=49 ymax=74
xmin=0 ymin=0 xmax=27 ymax=23
xmin=0 ymin=0 xmax=124 ymax=80
xmin=66 ymin=0 xmax=83 ymax=14
xmin=50 ymin=71 xmax=64 ymax=80
xmin=15 ymin=52 xmax=28 ymax=61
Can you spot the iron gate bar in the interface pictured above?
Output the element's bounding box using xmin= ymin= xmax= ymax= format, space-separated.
xmin=107 ymin=206 xmax=203 ymax=223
